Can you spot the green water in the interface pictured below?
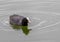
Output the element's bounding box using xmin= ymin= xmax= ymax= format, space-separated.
xmin=11 ymin=25 xmax=30 ymax=35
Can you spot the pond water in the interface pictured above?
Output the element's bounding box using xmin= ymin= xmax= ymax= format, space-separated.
xmin=0 ymin=0 xmax=60 ymax=42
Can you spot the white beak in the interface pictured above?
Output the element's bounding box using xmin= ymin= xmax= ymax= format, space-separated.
xmin=26 ymin=17 xmax=31 ymax=23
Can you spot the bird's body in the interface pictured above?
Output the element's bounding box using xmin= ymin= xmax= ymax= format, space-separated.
xmin=10 ymin=14 xmax=26 ymax=26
